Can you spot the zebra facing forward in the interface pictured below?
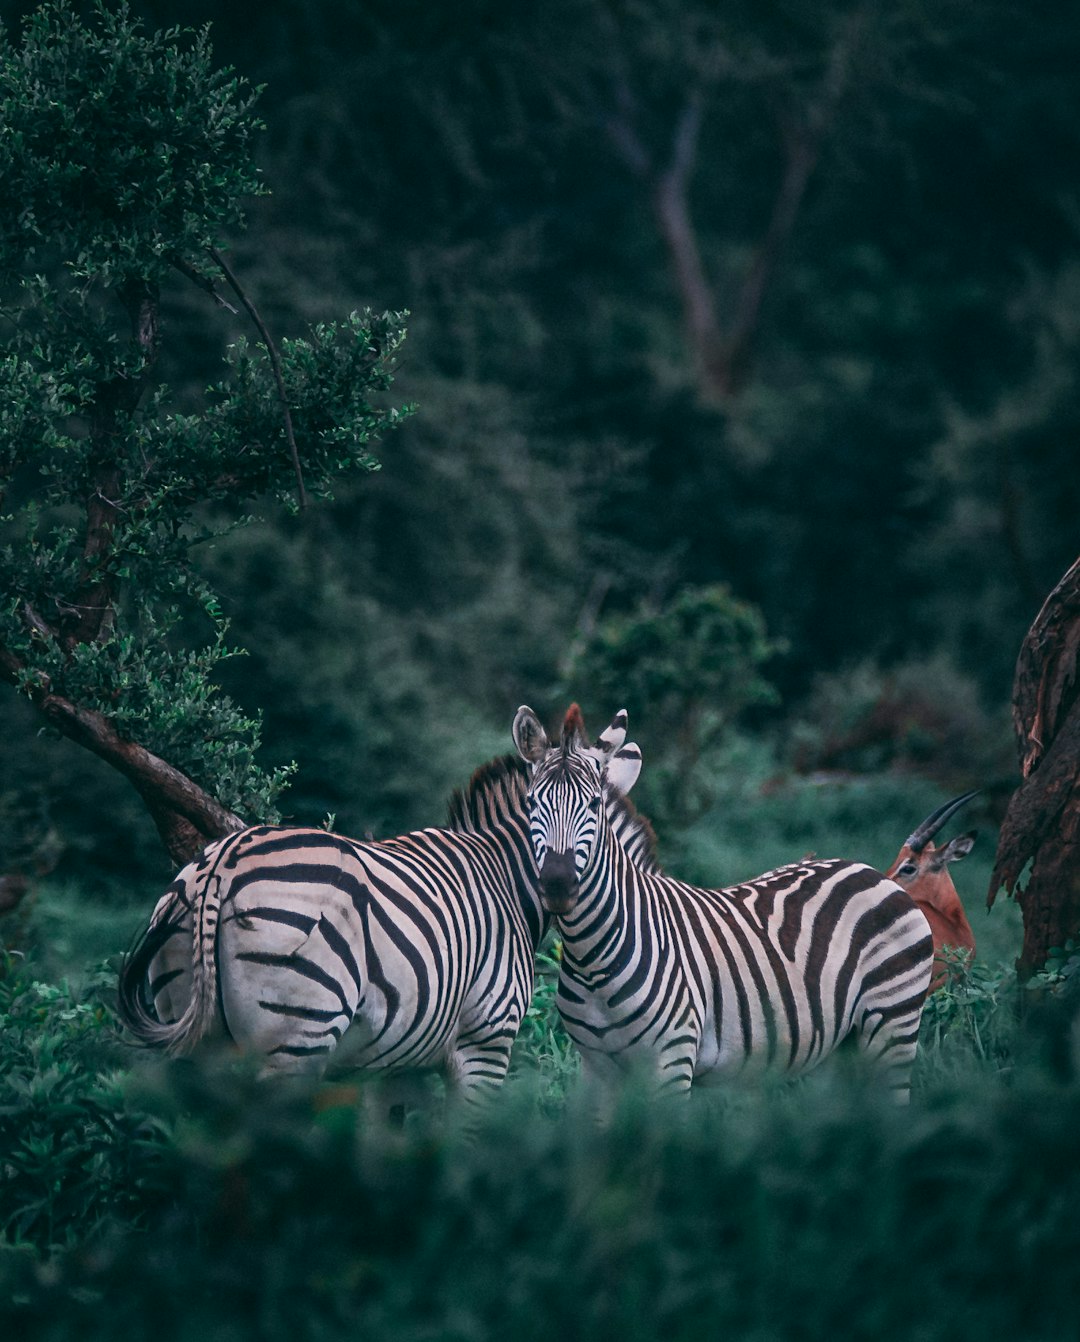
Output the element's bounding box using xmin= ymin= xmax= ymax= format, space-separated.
xmin=513 ymin=704 xmax=935 ymax=1101
xmin=118 ymin=748 xmax=652 ymax=1098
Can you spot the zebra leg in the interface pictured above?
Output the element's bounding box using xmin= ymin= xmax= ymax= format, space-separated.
xmin=852 ymin=1002 xmax=926 ymax=1103
xmin=445 ymin=1035 xmax=515 ymax=1104
xmin=575 ymin=1048 xmax=633 ymax=1124
xmin=438 ymin=1039 xmax=515 ymax=1144
xmin=357 ymin=1069 xmax=433 ymax=1128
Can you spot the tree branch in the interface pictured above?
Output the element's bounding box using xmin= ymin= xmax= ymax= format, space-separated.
xmin=721 ymin=12 xmax=864 ymax=394
xmin=209 ymin=246 xmax=308 ymax=510
xmin=0 ymin=639 xmax=244 ymax=866
xmin=604 ymin=11 xmax=866 ymax=401
xmin=650 ymin=92 xmax=727 ymax=394
xmin=61 ymin=276 xmax=161 ymax=650
xmin=604 ymin=73 xmax=653 ymax=178
xmin=169 ymin=253 xmax=239 ymax=314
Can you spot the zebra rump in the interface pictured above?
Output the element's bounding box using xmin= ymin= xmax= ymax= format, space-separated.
xmin=117 ymin=752 xmax=656 ymax=1094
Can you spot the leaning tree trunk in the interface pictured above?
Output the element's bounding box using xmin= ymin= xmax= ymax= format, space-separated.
xmin=989 ymin=555 xmax=1080 ymax=977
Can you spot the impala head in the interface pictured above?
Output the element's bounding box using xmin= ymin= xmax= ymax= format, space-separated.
xmin=513 ymin=703 xmax=641 ymax=916
xmin=887 ymin=790 xmax=978 ymax=981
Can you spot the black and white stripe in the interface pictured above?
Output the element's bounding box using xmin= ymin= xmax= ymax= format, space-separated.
xmin=513 ymin=705 xmax=935 ymax=1101
xmin=118 ymin=753 xmax=657 ymax=1097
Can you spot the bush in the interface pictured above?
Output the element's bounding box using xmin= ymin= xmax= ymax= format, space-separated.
xmin=789 ymin=653 xmax=1013 ymax=786
xmin=0 ymin=954 xmax=168 ymax=1251
xmin=565 ymin=584 xmax=781 ymax=823
xmin=5 ymin=1049 xmax=1080 ymax=1342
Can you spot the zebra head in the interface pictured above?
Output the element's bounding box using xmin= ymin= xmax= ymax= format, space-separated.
xmin=513 ymin=703 xmax=641 ymax=915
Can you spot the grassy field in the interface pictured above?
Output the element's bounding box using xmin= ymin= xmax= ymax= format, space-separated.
xmin=3 ymin=771 xmax=1066 ymax=1342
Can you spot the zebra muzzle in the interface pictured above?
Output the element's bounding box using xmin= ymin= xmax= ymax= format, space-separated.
xmin=539 ymin=850 xmax=579 ymax=914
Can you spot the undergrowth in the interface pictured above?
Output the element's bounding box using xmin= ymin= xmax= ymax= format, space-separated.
xmin=1 ymin=770 xmax=1067 ymax=1342
xmin=4 ymin=953 xmax=1080 ymax=1342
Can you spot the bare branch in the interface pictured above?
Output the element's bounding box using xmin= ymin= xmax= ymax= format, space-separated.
xmin=721 ymin=11 xmax=865 ymax=392
xmin=169 ymin=253 xmax=239 ymax=314
xmin=604 ymin=9 xmax=869 ymax=401
xmin=650 ymin=92 xmax=726 ymax=393
xmin=209 ymin=246 xmax=308 ymax=510
xmin=603 ymin=69 xmax=653 ymax=178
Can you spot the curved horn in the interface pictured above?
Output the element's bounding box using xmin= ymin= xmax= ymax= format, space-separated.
xmin=905 ymin=790 xmax=980 ymax=853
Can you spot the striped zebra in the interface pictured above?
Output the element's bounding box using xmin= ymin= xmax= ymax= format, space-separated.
xmin=513 ymin=704 xmax=935 ymax=1101
xmin=117 ymin=748 xmax=653 ymax=1098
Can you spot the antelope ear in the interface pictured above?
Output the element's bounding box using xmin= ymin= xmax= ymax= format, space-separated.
xmin=604 ymin=741 xmax=642 ymax=796
xmin=941 ymin=831 xmax=976 ymax=864
xmin=594 ymin=708 xmax=629 ymax=758
xmin=513 ymin=706 xmax=550 ymax=763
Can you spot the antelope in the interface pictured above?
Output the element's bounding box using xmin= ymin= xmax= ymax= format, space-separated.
xmin=885 ymin=792 xmax=977 ymax=990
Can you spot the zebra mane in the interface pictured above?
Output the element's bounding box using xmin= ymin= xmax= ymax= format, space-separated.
xmin=561 ymin=703 xmax=587 ymax=755
xmin=606 ymin=788 xmax=661 ymax=874
xmin=446 ymin=751 xmax=661 ymax=872
xmin=446 ymin=754 xmax=530 ymax=834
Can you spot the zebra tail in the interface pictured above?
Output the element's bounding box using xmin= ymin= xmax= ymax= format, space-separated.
xmin=116 ymin=862 xmax=222 ymax=1055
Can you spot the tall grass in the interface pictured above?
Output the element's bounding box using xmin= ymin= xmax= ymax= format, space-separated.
xmin=3 ymin=770 xmax=1066 ymax=1342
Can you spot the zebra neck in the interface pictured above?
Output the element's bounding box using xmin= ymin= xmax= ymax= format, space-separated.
xmin=558 ymin=830 xmax=644 ymax=977
xmin=500 ymin=814 xmax=547 ymax=947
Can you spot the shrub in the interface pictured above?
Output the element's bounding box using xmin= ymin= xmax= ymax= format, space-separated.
xmin=565 ymin=584 xmax=781 ymax=823
xmin=0 ymin=954 xmax=169 ymax=1250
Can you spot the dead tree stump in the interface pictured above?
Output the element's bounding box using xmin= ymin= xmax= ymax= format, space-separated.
xmin=989 ymin=556 xmax=1080 ymax=977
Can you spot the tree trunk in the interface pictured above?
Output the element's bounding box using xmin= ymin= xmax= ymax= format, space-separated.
xmin=989 ymin=555 xmax=1080 ymax=976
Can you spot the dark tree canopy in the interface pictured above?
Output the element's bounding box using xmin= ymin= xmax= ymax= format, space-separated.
xmin=0 ymin=2 xmax=409 ymax=863
xmin=0 ymin=0 xmax=1077 ymax=884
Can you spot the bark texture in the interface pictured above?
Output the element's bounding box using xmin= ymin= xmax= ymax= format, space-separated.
xmin=989 ymin=555 xmax=1080 ymax=976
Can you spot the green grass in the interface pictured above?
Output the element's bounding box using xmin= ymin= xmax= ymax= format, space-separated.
xmin=0 ymin=772 xmax=1062 ymax=1342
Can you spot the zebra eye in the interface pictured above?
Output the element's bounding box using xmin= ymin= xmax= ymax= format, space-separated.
xmin=588 ymin=795 xmax=601 ymax=812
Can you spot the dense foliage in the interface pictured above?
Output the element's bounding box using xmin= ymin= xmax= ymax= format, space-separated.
xmin=0 ymin=0 xmax=1073 ymax=887
xmin=0 ymin=876 xmax=1074 ymax=1342
xmin=0 ymin=6 xmax=1075 ymax=1337
xmin=0 ymin=1 xmax=409 ymax=860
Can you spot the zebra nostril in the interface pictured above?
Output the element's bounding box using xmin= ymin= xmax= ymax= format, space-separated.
xmin=539 ymin=850 xmax=578 ymax=912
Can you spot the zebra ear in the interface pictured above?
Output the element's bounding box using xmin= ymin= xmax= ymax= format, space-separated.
xmin=594 ymin=708 xmax=628 ymax=758
xmin=604 ymin=741 xmax=642 ymax=796
xmin=513 ymin=705 xmax=550 ymax=763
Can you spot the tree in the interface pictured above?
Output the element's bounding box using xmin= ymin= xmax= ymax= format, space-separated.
xmin=0 ymin=2 xmax=409 ymax=865
xmin=564 ymin=583 xmax=780 ymax=822
xmin=989 ymin=556 xmax=1080 ymax=977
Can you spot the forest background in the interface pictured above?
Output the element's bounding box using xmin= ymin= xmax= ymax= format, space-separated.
xmin=3 ymin=4 xmax=1080 ymax=1335
xmin=1 ymin=0 xmax=1077 ymax=937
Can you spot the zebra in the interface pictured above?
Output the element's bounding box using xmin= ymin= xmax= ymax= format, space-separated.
xmin=117 ymin=747 xmax=654 ymax=1099
xmin=513 ymin=703 xmax=935 ymax=1101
